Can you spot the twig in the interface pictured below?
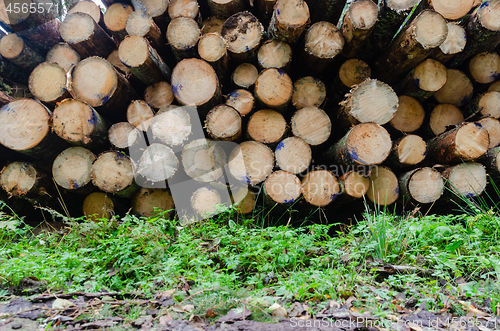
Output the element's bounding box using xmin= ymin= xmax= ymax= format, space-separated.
xmin=180 ymin=288 xmax=216 ymax=303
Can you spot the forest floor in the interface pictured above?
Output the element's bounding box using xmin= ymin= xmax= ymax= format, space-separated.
xmin=0 ymin=198 xmax=500 ymax=330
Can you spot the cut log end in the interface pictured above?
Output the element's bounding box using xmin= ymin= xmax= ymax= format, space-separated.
xmin=477 ymin=91 xmax=500 ymax=118
xmin=257 ymin=40 xmax=292 ymax=70
xmin=168 ymin=0 xmax=199 ymax=20
xmin=132 ymin=188 xmax=174 ymax=217
xmin=228 ymin=141 xmax=274 ymax=185
xmin=182 ymin=139 xmax=226 ymax=182
xmin=477 ymin=0 xmax=500 ymax=31
xmin=489 ymin=81 xmax=500 ymax=93
xmin=390 ymin=96 xmax=425 ymax=133
xmin=206 ymin=104 xmax=242 ymax=141
xmin=71 ymin=57 xmax=118 ymax=108
xmin=232 ymin=63 xmax=259 ymax=89
xmin=0 ymin=162 xmax=37 ymax=196
xmin=367 ymin=166 xmax=399 ymax=206
xmin=439 ymin=23 xmax=466 ymax=55
xmin=198 ymin=33 xmax=227 ymax=63
xmin=455 ymin=122 xmax=490 ymax=160
xmin=171 ymin=58 xmax=219 ymax=107
xmin=167 ymin=17 xmax=201 ymax=51
xmin=413 ymin=59 xmax=447 ymax=92
xmin=108 ymin=122 xmax=140 ymax=149
xmin=414 ymin=10 xmax=448 ymax=48
xmin=137 ymin=143 xmax=179 ymax=182
xmin=396 ymin=135 xmax=427 ymax=165
xmin=429 ymin=104 xmax=464 ymax=136
xmin=469 ymin=51 xmax=500 ymax=85
xmin=141 ymin=0 xmax=169 ymax=18
xmin=345 ymin=123 xmax=392 ymax=165
xmin=265 ymin=170 xmax=301 ymax=204
xmin=341 ymin=170 xmax=369 ymax=199
xmin=119 ymin=35 xmax=151 ymax=68
xmin=305 ymin=21 xmax=344 ymax=59
xmin=386 ymin=0 xmax=419 ymax=11
xmin=347 ymin=0 xmax=378 ymax=30
xmin=144 ymin=81 xmax=174 ymax=109
xmin=434 ymin=69 xmax=473 ymax=107
xmin=151 ymin=106 xmax=191 ymax=146
xmin=232 ymin=187 xmax=256 ymax=214
xmin=275 ymin=0 xmax=309 ymax=27
xmin=430 ymin=0 xmax=474 ymax=20
xmin=0 ymin=33 xmax=24 ymax=59
xmin=446 ymin=162 xmax=487 ymax=198
xmin=83 ymin=192 xmax=114 ymax=220
xmin=221 ymin=11 xmax=263 ymax=55
xmin=52 ymin=147 xmax=96 ymax=190
xmin=247 ymin=109 xmax=287 ymax=145
xmin=345 ymin=79 xmax=399 ymax=125
xmin=301 ymin=170 xmax=339 ymax=207
xmin=291 ymin=76 xmax=326 ymax=109
xmin=92 ymin=151 xmax=135 ymax=193
xmin=275 ymin=137 xmax=311 ymax=175
xmin=255 ymin=68 xmax=293 ymax=109
xmin=126 ymin=11 xmax=154 ymax=37
xmin=127 ymin=100 xmax=154 ymax=131
xmin=339 ymin=59 xmax=371 ymax=88
xmin=68 ymin=0 xmax=103 ymax=25
xmin=103 ymin=3 xmax=133 ymax=34
xmin=404 ymin=167 xmax=444 ymax=204
xmin=46 ymin=43 xmax=81 ymax=72
xmin=191 ymin=186 xmax=221 ymax=217
xmin=60 ymin=12 xmax=98 ymax=44
xmin=477 ymin=117 xmax=500 ymax=148
xmin=29 ymin=62 xmax=68 ymax=103
xmin=226 ymin=89 xmax=254 ymax=117
xmin=291 ymin=107 xmax=331 ymax=146
xmin=0 ymin=99 xmax=50 ymax=151
xmin=53 ymin=99 xmax=100 ymax=144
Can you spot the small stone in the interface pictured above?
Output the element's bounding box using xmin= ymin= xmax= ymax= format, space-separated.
xmin=11 ymin=321 xmax=22 ymax=329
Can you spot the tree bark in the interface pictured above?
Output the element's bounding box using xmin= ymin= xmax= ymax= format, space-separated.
xmin=375 ymin=10 xmax=448 ymax=83
xmin=448 ymin=0 xmax=500 ymax=68
xmin=208 ymin=0 xmax=246 ymax=19
xmin=0 ymin=33 xmax=44 ymax=71
xmin=18 ymin=18 xmax=63 ymax=56
xmin=340 ymin=0 xmax=379 ymax=59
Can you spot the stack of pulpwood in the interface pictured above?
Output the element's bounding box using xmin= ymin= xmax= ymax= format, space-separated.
xmin=1 ymin=0 xmax=500 ymax=222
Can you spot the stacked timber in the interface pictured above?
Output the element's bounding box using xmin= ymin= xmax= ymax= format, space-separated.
xmin=1 ymin=0 xmax=500 ymax=223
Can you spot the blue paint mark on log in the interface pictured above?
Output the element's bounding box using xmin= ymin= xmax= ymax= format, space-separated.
xmin=347 ymin=147 xmax=364 ymax=164
xmin=480 ymin=1 xmax=489 ymax=8
xmin=88 ymin=111 xmax=98 ymax=125
xmin=283 ymin=199 xmax=294 ymax=203
xmin=276 ymin=141 xmax=284 ymax=151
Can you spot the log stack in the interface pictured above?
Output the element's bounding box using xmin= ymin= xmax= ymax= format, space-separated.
xmin=1 ymin=0 xmax=500 ymax=223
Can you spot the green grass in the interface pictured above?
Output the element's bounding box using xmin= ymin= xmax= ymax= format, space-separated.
xmin=1 ymin=198 xmax=500 ymax=321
